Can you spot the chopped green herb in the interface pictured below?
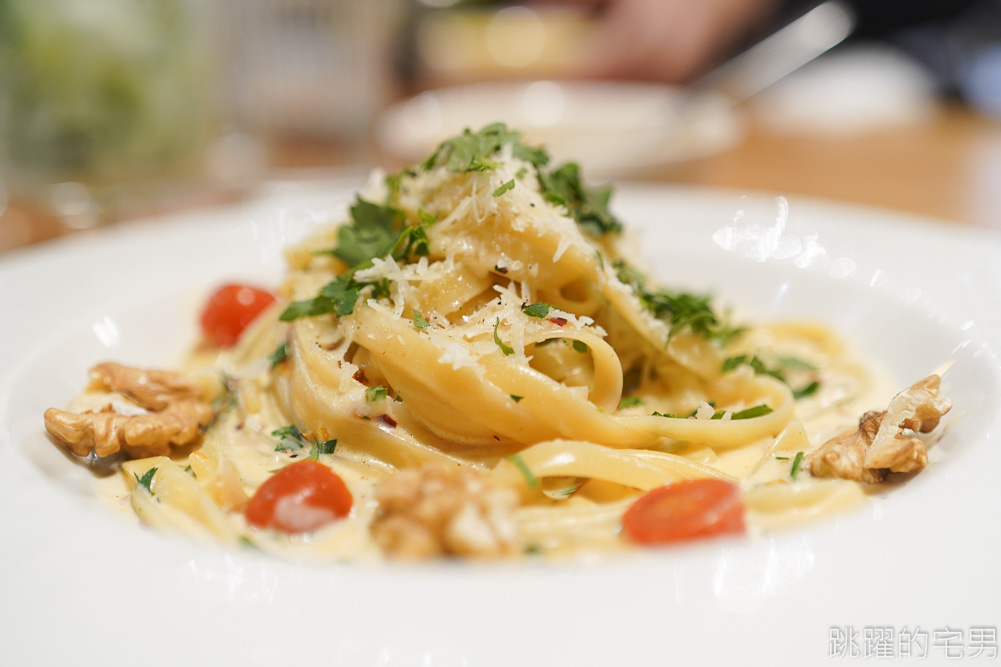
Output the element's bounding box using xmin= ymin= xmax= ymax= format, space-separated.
xmin=365 ymin=385 xmax=389 ymax=402
xmin=729 ymin=404 xmax=774 ymax=420
xmin=539 ymin=162 xmax=622 ymax=237
xmin=422 ymin=123 xmax=548 ymax=173
xmin=572 ymin=340 xmax=588 ymax=353
xmin=134 ymin=467 xmax=157 ymax=495
xmin=184 ymin=465 xmax=194 ymax=474
xmin=618 ymin=396 xmax=644 ymax=410
xmin=494 ymin=318 xmax=514 ymax=356
xmin=412 ymin=309 xmax=430 ymax=329
xmin=792 ymin=381 xmax=821 ymax=400
xmin=238 ymin=536 xmax=259 ymax=550
xmin=515 ymin=167 xmax=528 ymax=179
xmin=614 ymin=260 xmax=741 ymax=343
xmin=775 ymin=355 xmax=819 ymax=371
xmin=522 ymin=302 xmax=553 ymax=318
xmin=331 ymin=198 xmax=405 ymax=268
xmin=206 ymin=374 xmax=237 ymax=431
xmin=269 ymin=342 xmax=289 ymax=368
xmin=508 ymin=453 xmax=538 ymax=489
xmin=307 ymin=439 xmax=338 ymax=460
xmin=510 ymin=394 xmax=524 ymax=403
xmin=416 ymin=208 xmax=437 ymax=226
xmin=790 ymin=451 xmax=805 ymax=480
xmin=774 ymin=455 xmax=790 ymax=461
xmin=492 ymin=179 xmax=515 ymax=197
xmin=280 ymin=274 xmax=360 ymax=322
xmin=272 ymin=425 xmax=309 ymax=452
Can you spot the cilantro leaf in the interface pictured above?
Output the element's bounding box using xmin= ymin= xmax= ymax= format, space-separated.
xmin=539 ymin=162 xmax=622 ymax=237
xmin=494 ymin=318 xmax=514 ymax=356
xmin=134 ymin=467 xmax=157 ymax=494
xmin=521 ymin=302 xmax=553 ymax=318
xmin=492 ymin=179 xmax=515 ymax=197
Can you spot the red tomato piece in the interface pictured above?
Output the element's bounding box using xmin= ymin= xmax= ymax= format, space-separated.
xmin=200 ymin=283 xmax=277 ymax=347
xmin=245 ymin=460 xmax=353 ymax=534
xmin=622 ymin=478 xmax=744 ymax=545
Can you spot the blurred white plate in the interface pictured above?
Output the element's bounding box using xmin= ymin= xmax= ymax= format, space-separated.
xmin=376 ymin=81 xmax=744 ymax=177
xmin=1 ymin=180 xmax=1000 ymax=665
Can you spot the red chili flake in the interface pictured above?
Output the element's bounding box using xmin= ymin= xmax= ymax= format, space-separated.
xmin=549 ymin=317 xmax=567 ymax=326
xmin=352 ymin=369 xmax=369 ymax=385
xmin=377 ymin=414 xmax=398 ymax=428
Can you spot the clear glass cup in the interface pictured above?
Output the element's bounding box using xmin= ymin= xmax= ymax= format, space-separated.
xmin=0 ymin=0 xmax=218 ymax=228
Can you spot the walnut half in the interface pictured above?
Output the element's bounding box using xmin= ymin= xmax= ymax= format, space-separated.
xmin=44 ymin=362 xmax=213 ymax=459
xmin=370 ymin=465 xmax=520 ymax=559
xmin=808 ymin=374 xmax=951 ymax=484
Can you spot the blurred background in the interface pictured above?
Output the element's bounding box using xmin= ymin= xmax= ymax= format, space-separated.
xmin=3 ymin=0 xmax=1001 ymax=252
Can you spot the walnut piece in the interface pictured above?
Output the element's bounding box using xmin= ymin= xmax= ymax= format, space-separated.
xmin=808 ymin=374 xmax=951 ymax=484
xmin=371 ymin=465 xmax=520 ymax=559
xmin=44 ymin=363 xmax=213 ymax=459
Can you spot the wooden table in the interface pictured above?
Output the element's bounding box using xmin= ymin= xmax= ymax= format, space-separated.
xmin=2 ymin=102 xmax=1000 ymax=256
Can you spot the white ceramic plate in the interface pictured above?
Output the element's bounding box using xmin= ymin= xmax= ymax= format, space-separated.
xmin=375 ymin=81 xmax=744 ymax=178
xmin=2 ymin=181 xmax=1000 ymax=666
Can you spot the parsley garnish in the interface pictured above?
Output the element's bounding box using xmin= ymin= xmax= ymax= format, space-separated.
xmin=522 ymin=302 xmax=553 ymax=318
xmin=365 ymin=385 xmax=389 ymax=402
xmin=728 ymin=404 xmax=774 ymax=420
xmin=307 ymin=439 xmax=338 ymax=460
xmin=494 ymin=318 xmax=514 ymax=356
xmin=422 ymin=123 xmax=548 ymax=173
xmin=775 ymin=455 xmax=790 ymax=461
xmin=492 ymin=179 xmax=515 ymax=197
xmin=281 ymin=196 xmax=434 ymax=323
xmin=134 ymin=467 xmax=157 ymax=495
xmin=572 ymin=340 xmax=588 ymax=353
xmin=618 ymin=396 xmax=644 ymax=410
xmin=272 ymin=425 xmax=310 ymax=452
xmin=539 ymin=162 xmax=622 ymax=237
xmin=508 ymin=453 xmax=538 ymax=489
xmin=280 ymin=274 xmax=360 ymax=322
xmin=412 ymin=309 xmax=430 ymax=329
xmin=654 ymin=403 xmax=772 ymax=420
xmin=269 ymin=342 xmax=288 ymax=368
xmin=332 ymin=198 xmax=405 ymax=268
xmin=722 ymin=354 xmax=821 ymax=400
xmin=790 ymin=451 xmax=805 ymax=480
xmin=792 ymin=381 xmax=820 ymax=400
xmin=614 ymin=260 xmax=741 ymax=343
xmin=510 ymin=394 xmax=524 ymax=403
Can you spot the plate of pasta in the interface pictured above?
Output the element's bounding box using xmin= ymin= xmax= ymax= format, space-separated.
xmin=1 ymin=124 xmax=1000 ymax=665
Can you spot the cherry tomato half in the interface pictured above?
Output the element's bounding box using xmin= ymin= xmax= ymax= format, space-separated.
xmin=245 ymin=460 xmax=353 ymax=534
xmin=622 ymin=478 xmax=744 ymax=545
xmin=200 ymin=283 xmax=277 ymax=347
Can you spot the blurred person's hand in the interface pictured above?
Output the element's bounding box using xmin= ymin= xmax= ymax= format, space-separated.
xmin=543 ymin=0 xmax=780 ymax=82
